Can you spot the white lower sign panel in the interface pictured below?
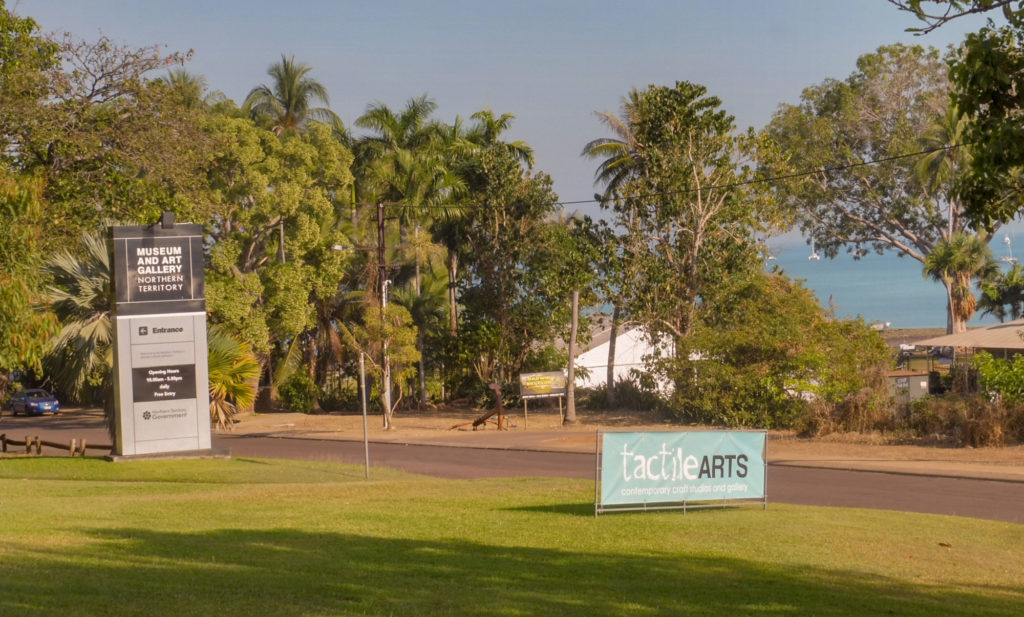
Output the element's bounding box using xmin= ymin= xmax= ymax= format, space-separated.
xmin=114 ymin=313 xmax=210 ymax=456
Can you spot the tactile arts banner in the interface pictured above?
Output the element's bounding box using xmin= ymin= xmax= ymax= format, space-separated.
xmin=601 ymin=431 xmax=766 ymax=506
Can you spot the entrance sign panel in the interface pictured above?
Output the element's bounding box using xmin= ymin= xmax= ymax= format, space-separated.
xmin=110 ymin=220 xmax=213 ymax=457
xmin=599 ymin=431 xmax=766 ymax=513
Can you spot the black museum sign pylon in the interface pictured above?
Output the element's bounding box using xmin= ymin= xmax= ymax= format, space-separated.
xmin=109 ymin=212 xmax=223 ymax=458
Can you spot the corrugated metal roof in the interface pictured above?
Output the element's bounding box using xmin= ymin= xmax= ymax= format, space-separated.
xmin=914 ymin=319 xmax=1024 ymax=349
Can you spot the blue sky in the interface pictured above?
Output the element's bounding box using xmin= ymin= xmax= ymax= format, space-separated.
xmin=13 ymin=0 xmax=993 ymax=224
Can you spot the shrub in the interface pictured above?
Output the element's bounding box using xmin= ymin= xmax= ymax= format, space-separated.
xmin=578 ymin=374 xmax=664 ymax=412
xmin=905 ymin=394 xmax=1022 ymax=447
xmin=278 ymin=373 xmax=317 ymax=413
xmin=318 ymin=376 xmax=360 ymax=412
xmin=972 ymin=351 xmax=1024 ymax=403
xmin=660 ymin=271 xmax=892 ymax=430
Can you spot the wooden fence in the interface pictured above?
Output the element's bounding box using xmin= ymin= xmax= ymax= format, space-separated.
xmin=0 ymin=433 xmax=112 ymax=456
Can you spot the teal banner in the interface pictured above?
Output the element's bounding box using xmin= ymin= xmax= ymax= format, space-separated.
xmin=601 ymin=431 xmax=765 ymax=506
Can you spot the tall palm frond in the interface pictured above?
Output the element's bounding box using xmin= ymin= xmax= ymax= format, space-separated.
xmin=916 ymin=104 xmax=971 ymax=195
xmin=356 ymin=94 xmax=440 ymax=154
xmin=244 ymin=55 xmax=340 ymax=135
xmin=469 ymin=109 xmax=534 ymax=168
xmin=979 ymin=263 xmax=1024 ymax=322
xmin=208 ymin=326 xmax=261 ymax=430
xmin=44 ymin=230 xmax=113 ymax=401
xmin=582 ymin=88 xmax=646 ymax=199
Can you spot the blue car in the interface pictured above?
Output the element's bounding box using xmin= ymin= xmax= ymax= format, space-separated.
xmin=9 ymin=389 xmax=61 ymax=416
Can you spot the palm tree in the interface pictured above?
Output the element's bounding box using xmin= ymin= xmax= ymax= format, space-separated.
xmin=244 ymin=55 xmax=340 ymax=135
xmin=979 ymin=263 xmax=1024 ymax=322
xmin=391 ymin=278 xmax=446 ymax=407
xmin=923 ymin=232 xmax=997 ymax=333
xmin=430 ymin=108 xmax=531 ymax=337
xmin=468 ymin=109 xmax=534 ymax=168
xmin=161 ymin=68 xmax=227 ymax=110
xmin=207 ymin=326 xmax=261 ymax=430
xmin=355 ymin=94 xmax=441 ymax=156
xmin=582 ymin=93 xmax=648 ymax=402
xmin=581 ymin=88 xmax=646 ymax=201
xmin=916 ymin=104 xmax=972 ymax=237
xmin=912 ymin=105 xmax=1003 ymax=333
xmin=44 ymin=230 xmax=114 ymax=433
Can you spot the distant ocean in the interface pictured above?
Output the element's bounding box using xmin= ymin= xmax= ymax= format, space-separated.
xmin=766 ymin=244 xmax=1006 ymax=329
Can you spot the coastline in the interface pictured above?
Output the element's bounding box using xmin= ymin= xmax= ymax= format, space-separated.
xmin=880 ymin=327 xmax=946 ymax=349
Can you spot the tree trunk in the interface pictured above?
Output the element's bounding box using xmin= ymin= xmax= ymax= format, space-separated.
xmin=565 ymin=289 xmax=579 ymax=425
xmin=943 ymin=280 xmax=958 ymax=334
xmin=413 ymin=226 xmax=422 ymax=296
xmin=417 ymin=329 xmax=427 ymax=408
xmin=605 ymin=304 xmax=619 ymax=408
xmin=277 ymin=219 xmax=286 ymax=264
xmin=447 ymin=248 xmax=458 ymax=336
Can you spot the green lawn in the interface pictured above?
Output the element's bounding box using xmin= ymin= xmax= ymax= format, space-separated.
xmin=1 ymin=457 xmax=1021 ymax=616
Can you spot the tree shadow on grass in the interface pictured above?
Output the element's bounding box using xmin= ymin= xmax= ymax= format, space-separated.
xmin=2 ymin=527 xmax=1021 ymax=616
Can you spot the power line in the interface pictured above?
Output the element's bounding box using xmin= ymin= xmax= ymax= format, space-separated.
xmin=555 ymin=143 xmax=964 ymax=207
xmin=350 ymin=142 xmax=964 ymax=212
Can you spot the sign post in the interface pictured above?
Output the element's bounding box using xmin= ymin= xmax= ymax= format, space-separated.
xmin=109 ymin=213 xmax=222 ymax=458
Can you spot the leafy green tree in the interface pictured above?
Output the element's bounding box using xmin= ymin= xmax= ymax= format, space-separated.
xmin=456 ymin=146 xmax=573 ymax=388
xmin=391 ymin=278 xmax=447 ymax=406
xmin=669 ymin=270 xmax=890 ymax=429
xmin=0 ymin=172 xmax=58 ymax=393
xmin=466 ymin=109 xmax=534 ymax=168
xmin=891 ymin=1 xmax=1024 ymax=226
xmin=889 ymin=1 xmax=1022 ymax=34
xmin=434 ymin=108 xmax=531 ymax=339
xmin=762 ymin=44 xmax=999 ymax=333
xmin=582 ymin=91 xmax=652 ymax=405
xmin=973 ymin=349 xmax=1024 ymax=405
xmin=354 ymin=95 xmax=462 ymax=409
xmin=203 ymin=115 xmax=354 ymax=393
xmin=585 ymin=81 xmax=868 ymax=424
xmin=2 ymin=32 xmax=208 ymax=239
xmin=338 ymin=304 xmax=420 ymax=428
xmin=949 ymin=21 xmax=1024 ymax=226
xmin=593 ymin=81 xmax=762 ymax=340
xmin=0 ymin=1 xmax=59 ymax=150
xmin=244 ymin=55 xmax=340 ymax=135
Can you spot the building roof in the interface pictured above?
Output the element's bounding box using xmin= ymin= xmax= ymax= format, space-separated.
xmin=913 ymin=319 xmax=1024 ymax=350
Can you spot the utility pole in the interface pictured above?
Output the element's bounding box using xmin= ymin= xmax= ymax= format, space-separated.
xmin=377 ymin=201 xmax=392 ymax=429
xmin=565 ymin=289 xmax=579 ymax=425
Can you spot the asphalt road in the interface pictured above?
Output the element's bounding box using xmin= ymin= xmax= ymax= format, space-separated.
xmin=4 ymin=413 xmax=1023 ymax=524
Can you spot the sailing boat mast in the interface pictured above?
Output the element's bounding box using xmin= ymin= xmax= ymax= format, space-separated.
xmin=1002 ymin=234 xmax=1018 ymax=265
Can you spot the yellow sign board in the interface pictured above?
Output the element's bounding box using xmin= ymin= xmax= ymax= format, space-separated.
xmin=519 ymin=371 xmax=566 ymax=399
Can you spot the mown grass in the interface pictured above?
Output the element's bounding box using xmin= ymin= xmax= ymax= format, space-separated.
xmin=0 ymin=457 xmax=1021 ymax=616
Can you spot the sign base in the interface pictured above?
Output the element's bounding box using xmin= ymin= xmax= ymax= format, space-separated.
xmin=106 ymin=446 xmax=230 ymax=462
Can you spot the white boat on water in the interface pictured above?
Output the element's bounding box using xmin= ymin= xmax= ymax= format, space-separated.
xmin=808 ymin=241 xmax=821 ymax=261
xmin=1002 ymin=234 xmax=1018 ymax=265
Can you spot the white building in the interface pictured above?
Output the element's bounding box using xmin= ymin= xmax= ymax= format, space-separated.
xmin=574 ymin=326 xmax=670 ymax=392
